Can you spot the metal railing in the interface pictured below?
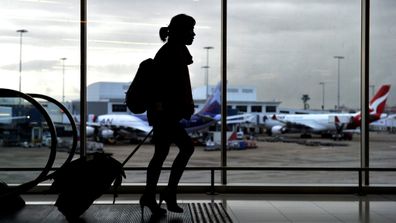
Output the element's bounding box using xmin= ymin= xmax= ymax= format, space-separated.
xmin=2 ymin=166 xmax=396 ymax=194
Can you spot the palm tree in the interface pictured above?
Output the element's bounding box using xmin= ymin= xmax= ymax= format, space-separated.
xmin=301 ymin=94 xmax=310 ymax=110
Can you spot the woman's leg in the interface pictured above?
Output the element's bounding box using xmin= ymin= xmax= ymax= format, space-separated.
xmin=167 ymin=122 xmax=195 ymax=192
xmin=144 ymin=123 xmax=171 ymax=197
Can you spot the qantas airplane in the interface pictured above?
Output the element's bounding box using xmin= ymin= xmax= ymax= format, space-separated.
xmin=87 ymin=83 xmax=221 ymax=143
xmin=262 ymin=85 xmax=391 ymax=140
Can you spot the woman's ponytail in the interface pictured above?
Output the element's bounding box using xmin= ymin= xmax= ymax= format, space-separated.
xmin=159 ymin=27 xmax=169 ymax=42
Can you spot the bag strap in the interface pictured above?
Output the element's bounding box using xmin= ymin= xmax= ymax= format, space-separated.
xmin=121 ymin=129 xmax=154 ymax=167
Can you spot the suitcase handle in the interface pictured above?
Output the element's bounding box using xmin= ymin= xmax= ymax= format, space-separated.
xmin=121 ymin=129 xmax=153 ymax=167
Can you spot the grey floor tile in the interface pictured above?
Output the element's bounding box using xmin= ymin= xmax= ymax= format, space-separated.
xmin=227 ymin=200 xmax=290 ymax=223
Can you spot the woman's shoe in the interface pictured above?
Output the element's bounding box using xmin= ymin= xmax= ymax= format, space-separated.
xmin=159 ymin=191 xmax=183 ymax=213
xmin=139 ymin=195 xmax=167 ymax=217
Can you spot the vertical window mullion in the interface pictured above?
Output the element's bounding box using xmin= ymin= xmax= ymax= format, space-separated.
xmin=360 ymin=0 xmax=370 ymax=186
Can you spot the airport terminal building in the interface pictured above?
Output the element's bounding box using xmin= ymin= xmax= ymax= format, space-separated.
xmin=73 ymin=82 xmax=281 ymax=116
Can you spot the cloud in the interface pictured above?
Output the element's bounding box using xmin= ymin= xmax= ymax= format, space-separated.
xmin=1 ymin=60 xmax=58 ymax=72
xmin=0 ymin=0 xmax=395 ymax=109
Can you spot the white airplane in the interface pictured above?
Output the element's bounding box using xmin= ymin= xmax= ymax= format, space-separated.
xmin=261 ymin=85 xmax=391 ymax=139
xmin=369 ymin=114 xmax=396 ymax=131
xmin=0 ymin=106 xmax=30 ymax=124
xmin=87 ymin=83 xmax=222 ymax=143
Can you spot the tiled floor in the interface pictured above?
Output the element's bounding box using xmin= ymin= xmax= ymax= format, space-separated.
xmin=12 ymin=193 xmax=396 ymax=222
xmin=220 ymin=194 xmax=396 ymax=223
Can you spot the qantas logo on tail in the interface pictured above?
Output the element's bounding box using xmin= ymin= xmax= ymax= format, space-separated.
xmin=369 ymin=85 xmax=391 ymax=116
xmin=351 ymin=85 xmax=391 ymax=126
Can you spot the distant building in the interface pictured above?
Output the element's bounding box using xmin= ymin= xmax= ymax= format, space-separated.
xmin=71 ymin=82 xmax=282 ymax=116
xmin=72 ymin=82 xmax=129 ymax=116
xmin=193 ymin=85 xmax=281 ymax=115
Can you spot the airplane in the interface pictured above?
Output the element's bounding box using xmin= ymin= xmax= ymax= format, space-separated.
xmin=260 ymin=84 xmax=391 ymax=140
xmin=369 ymin=114 xmax=396 ymax=132
xmin=87 ymin=83 xmax=221 ymax=143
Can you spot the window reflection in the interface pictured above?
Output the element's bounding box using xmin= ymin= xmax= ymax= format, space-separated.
xmin=369 ymin=0 xmax=396 ymax=185
xmin=0 ymin=0 xmax=395 ymax=187
xmin=228 ymin=0 xmax=362 ymax=184
xmin=0 ymin=0 xmax=79 ymax=184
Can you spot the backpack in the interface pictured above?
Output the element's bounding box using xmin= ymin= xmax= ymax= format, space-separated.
xmin=125 ymin=58 xmax=155 ymax=114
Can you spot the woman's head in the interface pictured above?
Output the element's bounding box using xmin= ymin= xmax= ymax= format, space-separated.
xmin=159 ymin=14 xmax=196 ymax=45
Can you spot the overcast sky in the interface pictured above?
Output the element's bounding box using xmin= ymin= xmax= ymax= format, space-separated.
xmin=0 ymin=0 xmax=395 ymax=110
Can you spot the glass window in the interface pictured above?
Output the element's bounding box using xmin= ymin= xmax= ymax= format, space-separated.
xmin=369 ymin=0 xmax=396 ymax=185
xmin=265 ymin=106 xmax=276 ymax=113
xmin=112 ymin=104 xmax=127 ymax=112
xmin=2 ymin=0 xmax=395 ymax=189
xmin=228 ymin=88 xmax=239 ymax=93
xmin=228 ymin=0 xmax=361 ymax=185
xmin=87 ymin=0 xmax=221 ymax=184
xmin=236 ymin=105 xmax=247 ymax=113
xmin=252 ymin=105 xmax=262 ymax=112
xmin=242 ymin=89 xmax=253 ymax=93
xmin=0 ymin=1 xmax=79 ymax=184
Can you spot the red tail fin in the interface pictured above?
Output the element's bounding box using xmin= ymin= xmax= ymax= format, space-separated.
xmin=369 ymin=85 xmax=391 ymax=116
xmin=351 ymin=85 xmax=391 ymax=127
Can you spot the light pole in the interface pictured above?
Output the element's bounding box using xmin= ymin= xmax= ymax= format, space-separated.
xmin=203 ymin=46 xmax=214 ymax=99
xmin=334 ymin=56 xmax=344 ymax=110
xmin=319 ymin=82 xmax=325 ymax=110
xmin=17 ymin=29 xmax=28 ymax=92
xmin=60 ymin=57 xmax=67 ymax=103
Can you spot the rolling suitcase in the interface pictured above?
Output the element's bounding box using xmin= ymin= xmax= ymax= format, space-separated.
xmin=51 ymin=130 xmax=153 ymax=221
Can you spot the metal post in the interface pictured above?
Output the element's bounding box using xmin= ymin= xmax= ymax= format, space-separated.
xmin=80 ymin=0 xmax=87 ymax=157
xmin=17 ymin=29 xmax=28 ymax=93
xmin=60 ymin=58 xmax=67 ymax=104
xmin=334 ymin=56 xmax=344 ymax=110
xmin=203 ymin=46 xmax=214 ymax=99
xmin=221 ymin=0 xmax=228 ymax=185
xmin=360 ymin=0 xmax=370 ymax=186
xmin=209 ymin=169 xmax=216 ymax=195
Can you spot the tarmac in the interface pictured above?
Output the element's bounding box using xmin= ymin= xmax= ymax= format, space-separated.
xmin=1 ymin=132 xmax=396 ymax=185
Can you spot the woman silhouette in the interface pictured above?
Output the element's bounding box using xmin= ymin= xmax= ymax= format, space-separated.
xmin=140 ymin=14 xmax=196 ymax=216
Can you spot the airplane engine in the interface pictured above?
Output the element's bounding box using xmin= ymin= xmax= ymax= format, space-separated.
xmin=100 ymin=129 xmax=114 ymax=139
xmin=271 ymin=125 xmax=287 ymax=134
xmin=86 ymin=126 xmax=95 ymax=137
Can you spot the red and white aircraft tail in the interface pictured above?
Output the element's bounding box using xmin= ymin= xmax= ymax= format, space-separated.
xmin=350 ymin=85 xmax=391 ymax=127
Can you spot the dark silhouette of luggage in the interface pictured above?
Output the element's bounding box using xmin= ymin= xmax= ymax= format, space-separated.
xmin=0 ymin=182 xmax=26 ymax=214
xmin=50 ymin=153 xmax=124 ymax=221
xmin=125 ymin=58 xmax=155 ymax=114
xmin=51 ymin=130 xmax=153 ymax=221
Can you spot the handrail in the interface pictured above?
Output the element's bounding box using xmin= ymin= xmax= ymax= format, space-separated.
xmin=28 ymin=93 xmax=78 ymax=166
xmin=0 ymin=89 xmax=57 ymax=197
xmin=2 ymin=166 xmax=395 ymax=195
xmin=2 ymin=166 xmax=396 ymax=171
